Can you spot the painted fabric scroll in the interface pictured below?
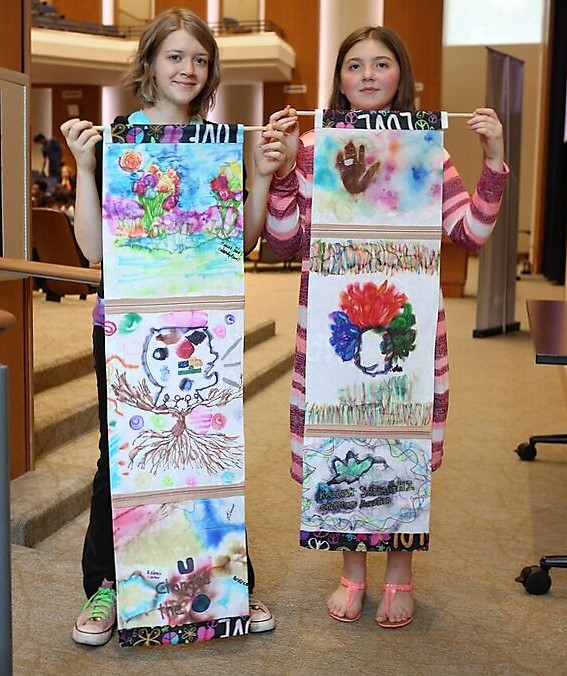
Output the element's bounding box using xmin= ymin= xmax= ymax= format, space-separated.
xmin=301 ymin=110 xmax=447 ymax=554
xmin=102 ymin=122 xmax=249 ymax=647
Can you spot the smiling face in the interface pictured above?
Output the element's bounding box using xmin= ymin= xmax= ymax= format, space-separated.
xmin=152 ymin=28 xmax=210 ymax=113
xmin=339 ymin=38 xmax=401 ymax=111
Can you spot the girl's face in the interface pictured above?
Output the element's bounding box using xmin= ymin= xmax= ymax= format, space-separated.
xmin=339 ymin=38 xmax=401 ymax=111
xmin=152 ymin=29 xmax=210 ymax=111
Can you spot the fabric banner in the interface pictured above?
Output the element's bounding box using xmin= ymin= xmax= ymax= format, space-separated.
xmin=300 ymin=110 xmax=446 ymax=553
xmin=102 ymin=122 xmax=250 ymax=647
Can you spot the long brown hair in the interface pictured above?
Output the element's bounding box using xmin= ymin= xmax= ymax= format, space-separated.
xmin=123 ymin=8 xmax=220 ymax=117
xmin=328 ymin=26 xmax=415 ymax=112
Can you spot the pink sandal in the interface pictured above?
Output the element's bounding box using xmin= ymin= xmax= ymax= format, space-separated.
xmin=376 ymin=579 xmax=414 ymax=628
xmin=328 ymin=575 xmax=367 ymax=623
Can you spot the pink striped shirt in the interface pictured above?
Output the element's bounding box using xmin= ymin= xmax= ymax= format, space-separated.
xmin=265 ymin=130 xmax=508 ymax=483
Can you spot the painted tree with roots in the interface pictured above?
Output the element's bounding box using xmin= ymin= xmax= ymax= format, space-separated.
xmin=111 ymin=372 xmax=243 ymax=475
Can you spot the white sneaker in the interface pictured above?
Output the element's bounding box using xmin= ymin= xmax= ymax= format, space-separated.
xmin=73 ymin=579 xmax=117 ymax=646
xmin=249 ymin=594 xmax=275 ymax=633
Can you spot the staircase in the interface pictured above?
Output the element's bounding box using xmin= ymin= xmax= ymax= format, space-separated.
xmin=10 ymin=317 xmax=294 ymax=548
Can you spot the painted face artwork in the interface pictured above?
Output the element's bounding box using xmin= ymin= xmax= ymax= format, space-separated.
xmin=329 ymin=280 xmax=416 ymax=376
xmin=152 ymin=28 xmax=209 ymax=109
xmin=339 ymin=38 xmax=401 ymax=111
xmin=142 ymin=324 xmax=219 ymax=404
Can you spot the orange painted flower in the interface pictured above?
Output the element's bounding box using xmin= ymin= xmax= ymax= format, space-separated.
xmin=340 ymin=281 xmax=407 ymax=329
xmin=118 ymin=150 xmax=142 ymax=173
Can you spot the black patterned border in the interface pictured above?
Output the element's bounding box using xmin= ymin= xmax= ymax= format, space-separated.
xmin=300 ymin=530 xmax=429 ymax=552
xmin=322 ymin=109 xmax=445 ymax=131
xmin=118 ymin=614 xmax=250 ymax=647
xmin=109 ymin=122 xmax=243 ymax=144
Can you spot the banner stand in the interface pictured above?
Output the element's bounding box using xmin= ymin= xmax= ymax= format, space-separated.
xmin=473 ymin=48 xmax=523 ymax=338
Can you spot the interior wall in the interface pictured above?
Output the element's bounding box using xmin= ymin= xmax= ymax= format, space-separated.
xmin=116 ymin=0 xmax=152 ymax=25
xmin=32 ymin=84 xmax=101 ymax=173
xmin=0 ymin=0 xmax=33 ymax=478
xmin=54 ymin=0 xmax=102 ymax=23
xmin=442 ymin=44 xmax=542 ymax=256
xmin=154 ymin=0 xmax=207 ymax=20
xmin=263 ymin=0 xmax=319 ymax=134
xmin=384 ymin=0 xmax=444 ymax=110
xmin=221 ymin=0 xmax=258 ymax=21
xmin=0 ymin=0 xmax=24 ymax=72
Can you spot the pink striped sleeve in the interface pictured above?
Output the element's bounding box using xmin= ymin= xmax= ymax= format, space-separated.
xmin=264 ymin=132 xmax=313 ymax=261
xmin=442 ymin=150 xmax=509 ymax=252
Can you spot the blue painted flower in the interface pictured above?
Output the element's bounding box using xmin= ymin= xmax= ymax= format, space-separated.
xmin=329 ymin=311 xmax=361 ymax=361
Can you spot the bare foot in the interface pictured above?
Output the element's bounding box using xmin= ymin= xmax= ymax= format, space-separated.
xmin=327 ymin=576 xmax=367 ymax=621
xmin=327 ymin=552 xmax=367 ymax=621
xmin=375 ymin=580 xmax=414 ymax=626
xmin=376 ymin=551 xmax=414 ymax=627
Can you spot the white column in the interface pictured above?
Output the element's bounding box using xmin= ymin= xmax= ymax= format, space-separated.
xmin=207 ymin=0 xmax=220 ymax=23
xmin=209 ymin=83 xmax=263 ymax=180
xmin=318 ymin=0 xmax=384 ymax=108
xmin=30 ymin=88 xmax=53 ymax=173
xmin=102 ymin=0 xmax=114 ymax=25
xmin=101 ymin=86 xmax=139 ymax=125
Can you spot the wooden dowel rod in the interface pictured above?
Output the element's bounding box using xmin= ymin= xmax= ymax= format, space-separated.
xmin=296 ymin=110 xmax=472 ymax=117
xmin=91 ymin=111 xmax=473 ymax=135
xmin=93 ymin=124 xmax=270 ymax=132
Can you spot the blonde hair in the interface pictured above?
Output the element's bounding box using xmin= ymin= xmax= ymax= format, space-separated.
xmin=123 ymin=8 xmax=220 ymax=117
xmin=328 ymin=26 xmax=415 ymax=112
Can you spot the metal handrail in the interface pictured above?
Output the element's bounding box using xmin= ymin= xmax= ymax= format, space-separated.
xmin=0 ymin=258 xmax=100 ymax=285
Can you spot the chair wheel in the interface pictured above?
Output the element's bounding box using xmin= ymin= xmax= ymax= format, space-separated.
xmin=516 ymin=442 xmax=537 ymax=461
xmin=515 ymin=565 xmax=552 ymax=595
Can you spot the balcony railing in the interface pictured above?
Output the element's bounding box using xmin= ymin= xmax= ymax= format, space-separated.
xmin=31 ymin=15 xmax=284 ymax=40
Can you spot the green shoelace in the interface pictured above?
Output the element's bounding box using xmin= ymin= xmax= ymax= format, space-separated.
xmin=82 ymin=586 xmax=116 ymax=621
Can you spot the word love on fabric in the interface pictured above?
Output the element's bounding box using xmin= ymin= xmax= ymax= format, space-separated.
xmin=111 ymin=122 xmax=241 ymax=145
xmin=119 ymin=616 xmax=251 ymax=647
xmin=321 ymin=109 xmax=448 ymax=131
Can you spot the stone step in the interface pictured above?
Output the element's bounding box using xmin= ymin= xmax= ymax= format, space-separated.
xmin=33 ymin=372 xmax=98 ymax=460
xmin=33 ymin=319 xmax=279 ymax=459
xmin=244 ymin=334 xmax=294 ymax=400
xmin=34 ymin=348 xmax=93 ymax=394
xmin=11 ymin=428 xmax=100 ymax=547
xmin=33 ymin=319 xmax=276 ymax=395
xmin=14 ymin=323 xmax=293 ymax=548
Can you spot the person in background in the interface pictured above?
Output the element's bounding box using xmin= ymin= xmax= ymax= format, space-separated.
xmin=52 ymin=186 xmax=75 ymax=224
xmin=34 ymin=132 xmax=63 ymax=184
xmin=31 ymin=178 xmax=51 ymax=207
xmin=59 ymin=164 xmax=76 ymax=191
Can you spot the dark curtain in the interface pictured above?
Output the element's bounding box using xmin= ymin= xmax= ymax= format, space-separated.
xmin=541 ymin=0 xmax=567 ymax=283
